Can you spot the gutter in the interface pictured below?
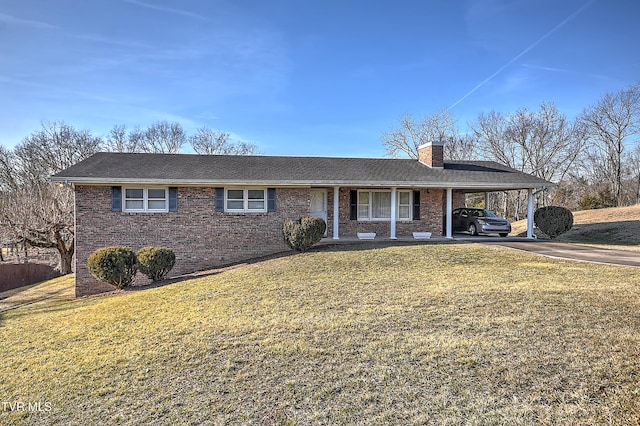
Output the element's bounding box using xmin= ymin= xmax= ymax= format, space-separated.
xmin=49 ymin=176 xmax=552 ymax=191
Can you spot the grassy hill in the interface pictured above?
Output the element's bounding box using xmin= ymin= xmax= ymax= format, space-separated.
xmin=1 ymin=243 xmax=639 ymax=424
xmin=511 ymin=204 xmax=640 ymax=248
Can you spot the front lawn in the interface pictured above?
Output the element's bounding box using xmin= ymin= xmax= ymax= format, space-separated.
xmin=1 ymin=243 xmax=639 ymax=424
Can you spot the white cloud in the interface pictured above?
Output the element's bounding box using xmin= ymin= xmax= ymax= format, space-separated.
xmin=0 ymin=12 xmax=57 ymax=29
xmin=121 ymin=0 xmax=211 ymax=21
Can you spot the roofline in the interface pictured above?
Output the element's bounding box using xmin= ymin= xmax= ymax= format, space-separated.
xmin=51 ymin=176 xmax=552 ymax=190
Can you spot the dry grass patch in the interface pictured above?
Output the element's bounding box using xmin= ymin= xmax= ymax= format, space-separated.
xmin=512 ymin=205 xmax=640 ymax=250
xmin=0 ymin=274 xmax=74 ymax=313
xmin=1 ymin=244 xmax=640 ymax=424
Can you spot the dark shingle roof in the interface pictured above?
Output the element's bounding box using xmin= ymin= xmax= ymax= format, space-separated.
xmin=51 ymin=152 xmax=552 ymax=190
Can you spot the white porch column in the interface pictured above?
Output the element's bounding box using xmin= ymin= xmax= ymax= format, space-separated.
xmin=390 ymin=187 xmax=397 ymax=239
xmin=333 ymin=186 xmax=340 ymax=240
xmin=485 ymin=192 xmax=490 ymax=209
xmin=446 ymin=188 xmax=453 ymax=239
xmin=527 ymin=188 xmax=534 ymax=239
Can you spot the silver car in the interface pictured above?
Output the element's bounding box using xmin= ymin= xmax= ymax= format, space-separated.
xmin=451 ymin=208 xmax=511 ymax=237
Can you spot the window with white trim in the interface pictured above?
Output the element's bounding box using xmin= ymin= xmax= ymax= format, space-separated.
xmin=357 ymin=190 xmax=412 ymax=221
xmin=225 ymin=188 xmax=267 ymax=212
xmin=123 ymin=187 xmax=168 ymax=212
xmin=398 ymin=191 xmax=411 ymax=220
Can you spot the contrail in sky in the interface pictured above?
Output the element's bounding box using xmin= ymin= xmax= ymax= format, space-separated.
xmin=448 ymin=0 xmax=597 ymax=110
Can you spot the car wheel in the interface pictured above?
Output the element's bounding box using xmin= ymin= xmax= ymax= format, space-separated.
xmin=499 ymin=233 xmax=508 ymax=237
xmin=468 ymin=223 xmax=478 ymax=236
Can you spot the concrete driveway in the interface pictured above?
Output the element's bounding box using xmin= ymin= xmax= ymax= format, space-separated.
xmin=467 ymin=237 xmax=640 ymax=268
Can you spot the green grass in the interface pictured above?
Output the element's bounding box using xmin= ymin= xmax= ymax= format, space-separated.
xmin=1 ymin=243 xmax=640 ymax=424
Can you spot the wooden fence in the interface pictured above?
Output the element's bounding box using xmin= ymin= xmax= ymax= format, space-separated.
xmin=0 ymin=263 xmax=61 ymax=293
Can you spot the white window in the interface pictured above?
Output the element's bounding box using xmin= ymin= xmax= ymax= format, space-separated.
xmin=225 ymin=188 xmax=266 ymax=212
xmin=123 ymin=188 xmax=168 ymax=212
xmin=398 ymin=191 xmax=411 ymax=220
xmin=357 ymin=190 xmax=412 ymax=221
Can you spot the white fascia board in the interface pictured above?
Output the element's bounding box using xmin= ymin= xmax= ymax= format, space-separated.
xmin=50 ymin=176 xmax=551 ymax=190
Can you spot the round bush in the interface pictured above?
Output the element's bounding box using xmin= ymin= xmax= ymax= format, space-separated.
xmin=534 ymin=206 xmax=574 ymax=239
xmin=137 ymin=246 xmax=176 ymax=282
xmin=283 ymin=217 xmax=327 ymax=252
xmin=87 ymin=246 xmax=137 ymax=289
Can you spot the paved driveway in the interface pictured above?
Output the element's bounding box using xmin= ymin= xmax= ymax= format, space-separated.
xmin=476 ymin=238 xmax=640 ymax=268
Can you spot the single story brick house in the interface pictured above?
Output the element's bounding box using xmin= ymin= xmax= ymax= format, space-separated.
xmin=52 ymin=142 xmax=550 ymax=297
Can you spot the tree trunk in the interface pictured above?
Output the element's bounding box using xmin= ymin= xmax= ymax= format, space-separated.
xmin=59 ymin=250 xmax=73 ymax=275
xmin=55 ymin=233 xmax=74 ymax=275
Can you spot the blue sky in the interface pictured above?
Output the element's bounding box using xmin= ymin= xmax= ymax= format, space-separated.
xmin=0 ymin=0 xmax=638 ymax=157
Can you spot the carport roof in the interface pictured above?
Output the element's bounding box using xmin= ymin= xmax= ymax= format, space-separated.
xmin=51 ymin=152 xmax=552 ymax=190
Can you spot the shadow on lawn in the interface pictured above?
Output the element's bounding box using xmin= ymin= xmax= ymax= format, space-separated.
xmin=558 ymin=220 xmax=640 ymax=245
xmin=517 ymin=220 xmax=640 ymax=245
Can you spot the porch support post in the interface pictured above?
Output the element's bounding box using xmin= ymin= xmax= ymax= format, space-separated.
xmin=484 ymin=192 xmax=490 ymax=209
xmin=333 ymin=186 xmax=340 ymax=240
xmin=390 ymin=187 xmax=397 ymax=239
xmin=527 ymin=188 xmax=534 ymax=239
xmin=446 ymin=188 xmax=453 ymax=239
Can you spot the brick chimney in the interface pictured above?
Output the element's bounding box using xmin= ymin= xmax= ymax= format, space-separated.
xmin=418 ymin=141 xmax=444 ymax=168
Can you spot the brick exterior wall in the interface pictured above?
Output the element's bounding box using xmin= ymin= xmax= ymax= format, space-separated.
xmin=74 ymin=185 xmax=468 ymax=297
xmin=74 ymin=186 xmax=310 ymax=297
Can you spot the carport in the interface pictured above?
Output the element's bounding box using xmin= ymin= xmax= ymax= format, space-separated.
xmin=441 ymin=162 xmax=552 ymax=239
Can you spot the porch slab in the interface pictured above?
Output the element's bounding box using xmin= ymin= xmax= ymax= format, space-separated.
xmin=318 ymin=235 xmax=537 ymax=245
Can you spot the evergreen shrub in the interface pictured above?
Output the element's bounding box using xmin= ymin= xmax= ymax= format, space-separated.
xmin=534 ymin=206 xmax=574 ymax=239
xmin=283 ymin=217 xmax=327 ymax=252
xmin=137 ymin=246 xmax=176 ymax=282
xmin=87 ymin=246 xmax=137 ymax=288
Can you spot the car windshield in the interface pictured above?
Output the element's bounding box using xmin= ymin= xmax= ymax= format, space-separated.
xmin=483 ymin=209 xmax=498 ymax=218
xmin=470 ymin=209 xmax=499 ymax=218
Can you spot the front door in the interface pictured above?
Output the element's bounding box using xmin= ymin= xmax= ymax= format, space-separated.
xmin=309 ymin=189 xmax=328 ymax=236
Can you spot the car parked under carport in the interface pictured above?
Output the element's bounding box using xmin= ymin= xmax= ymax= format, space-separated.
xmin=451 ymin=208 xmax=511 ymax=237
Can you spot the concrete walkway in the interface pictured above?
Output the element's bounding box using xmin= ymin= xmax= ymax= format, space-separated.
xmin=481 ymin=240 xmax=640 ymax=268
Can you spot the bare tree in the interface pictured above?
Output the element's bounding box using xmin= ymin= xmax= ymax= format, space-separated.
xmin=189 ymin=127 xmax=259 ymax=155
xmin=472 ymin=103 xmax=584 ymax=217
xmin=0 ymin=122 xmax=101 ymax=273
xmin=472 ymin=110 xmax=515 ymax=167
xmin=0 ymin=145 xmax=18 ymax=191
xmin=141 ymin=121 xmax=185 ymax=154
xmin=104 ymin=124 xmax=145 ymax=153
xmin=624 ymin=142 xmax=640 ymax=204
xmin=444 ymin=133 xmax=479 ymax=161
xmin=12 ymin=121 xmax=102 ymax=185
xmin=381 ymin=109 xmax=457 ymax=159
xmin=0 ymin=184 xmax=75 ymax=273
xmin=579 ymin=83 xmax=640 ymax=206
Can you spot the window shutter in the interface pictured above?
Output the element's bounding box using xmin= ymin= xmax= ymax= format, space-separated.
xmin=111 ymin=186 xmax=122 ymax=212
xmin=350 ymin=190 xmax=357 ymax=220
xmin=413 ymin=190 xmax=421 ymax=220
xmin=215 ymin=188 xmax=225 ymax=212
xmin=168 ymin=187 xmax=178 ymax=212
xmin=267 ymin=188 xmax=276 ymax=212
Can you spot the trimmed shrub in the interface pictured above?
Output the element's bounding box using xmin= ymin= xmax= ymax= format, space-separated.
xmin=534 ymin=206 xmax=574 ymax=239
xmin=87 ymin=246 xmax=137 ymax=289
xmin=137 ymin=246 xmax=176 ymax=282
xmin=283 ymin=217 xmax=327 ymax=252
